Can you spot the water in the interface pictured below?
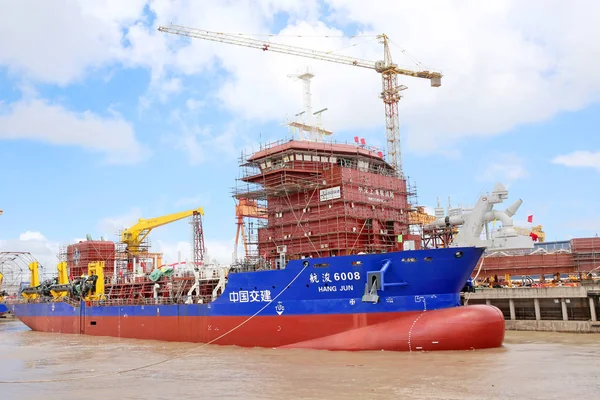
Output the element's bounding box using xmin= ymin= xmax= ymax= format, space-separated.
xmin=1 ymin=319 xmax=598 ymax=399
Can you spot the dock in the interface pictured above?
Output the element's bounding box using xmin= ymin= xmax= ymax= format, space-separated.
xmin=463 ymin=286 xmax=600 ymax=333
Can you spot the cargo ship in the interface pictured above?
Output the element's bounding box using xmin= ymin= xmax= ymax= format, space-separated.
xmin=7 ymin=126 xmax=511 ymax=351
xmin=7 ymin=27 xmax=510 ymax=350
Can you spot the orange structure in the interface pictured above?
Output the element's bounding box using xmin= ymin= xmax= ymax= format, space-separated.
xmin=234 ymin=198 xmax=268 ymax=261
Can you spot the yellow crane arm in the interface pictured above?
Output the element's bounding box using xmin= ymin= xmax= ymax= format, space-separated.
xmin=514 ymin=225 xmax=545 ymax=243
xmin=121 ymin=207 xmax=204 ymax=253
xmin=157 ymin=25 xmax=442 ymax=86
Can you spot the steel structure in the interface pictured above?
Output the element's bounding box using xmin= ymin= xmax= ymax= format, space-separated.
xmin=157 ymin=24 xmax=442 ymax=177
xmin=191 ymin=210 xmax=206 ymax=266
xmin=120 ymin=207 xmax=204 ymax=255
xmin=234 ymin=198 xmax=268 ymax=263
xmin=232 ymin=137 xmax=420 ymax=268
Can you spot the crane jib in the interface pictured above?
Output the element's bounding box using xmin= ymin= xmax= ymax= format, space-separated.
xmin=158 ymin=24 xmax=442 ymax=175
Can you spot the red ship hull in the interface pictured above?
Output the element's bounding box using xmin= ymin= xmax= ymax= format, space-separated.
xmin=16 ymin=304 xmax=504 ymax=351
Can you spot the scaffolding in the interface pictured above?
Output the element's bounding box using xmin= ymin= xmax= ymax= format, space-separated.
xmin=190 ymin=210 xmax=205 ymax=267
xmin=57 ymin=234 xmax=164 ymax=281
xmin=571 ymin=237 xmax=600 ymax=273
xmin=232 ymin=138 xmax=418 ymax=267
xmin=60 ymin=239 xmax=117 ymax=278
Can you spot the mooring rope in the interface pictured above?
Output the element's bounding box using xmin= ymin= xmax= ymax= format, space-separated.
xmin=0 ymin=263 xmax=310 ymax=384
xmin=463 ymin=258 xmax=485 ymax=306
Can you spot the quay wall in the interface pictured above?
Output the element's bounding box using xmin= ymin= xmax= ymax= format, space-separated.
xmin=462 ymin=286 xmax=600 ymax=333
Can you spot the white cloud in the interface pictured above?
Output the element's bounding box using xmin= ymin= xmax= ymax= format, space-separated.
xmin=0 ymin=231 xmax=60 ymax=286
xmin=552 ymin=151 xmax=600 ymax=173
xmin=154 ymin=239 xmax=233 ymax=266
xmin=317 ymin=0 xmax=600 ymax=154
xmin=143 ymin=0 xmax=600 ymax=157
xmin=3 ymin=1 xmax=600 ymax=162
xmin=185 ymin=98 xmax=205 ymax=111
xmin=0 ymin=98 xmax=149 ymax=164
xmin=204 ymin=239 xmax=235 ymax=265
xmin=0 ymin=0 xmax=147 ymax=85
xmin=19 ymin=231 xmax=47 ymax=242
xmin=478 ymin=153 xmax=528 ymax=185
xmin=164 ymin=109 xmax=244 ymax=166
xmin=97 ymin=208 xmax=143 ymax=237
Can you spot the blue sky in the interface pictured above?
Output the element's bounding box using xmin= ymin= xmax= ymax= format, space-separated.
xmin=1 ymin=0 xmax=599 ymax=268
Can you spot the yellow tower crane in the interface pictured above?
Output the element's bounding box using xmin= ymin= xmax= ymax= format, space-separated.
xmin=120 ymin=207 xmax=205 ymax=255
xmin=157 ymin=24 xmax=442 ymax=177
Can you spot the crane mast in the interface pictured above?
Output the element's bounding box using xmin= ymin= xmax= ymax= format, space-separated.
xmin=158 ymin=24 xmax=442 ymax=177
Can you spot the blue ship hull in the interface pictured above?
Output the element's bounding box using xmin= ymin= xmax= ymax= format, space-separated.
xmin=9 ymin=246 xmax=506 ymax=351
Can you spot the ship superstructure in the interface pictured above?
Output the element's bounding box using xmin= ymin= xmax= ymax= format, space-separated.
xmin=234 ymin=137 xmax=418 ymax=267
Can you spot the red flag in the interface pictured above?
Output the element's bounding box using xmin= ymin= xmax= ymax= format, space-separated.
xmin=527 ymin=215 xmax=533 ymax=223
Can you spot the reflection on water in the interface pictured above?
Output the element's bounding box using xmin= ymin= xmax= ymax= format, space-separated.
xmin=1 ymin=319 xmax=599 ymax=400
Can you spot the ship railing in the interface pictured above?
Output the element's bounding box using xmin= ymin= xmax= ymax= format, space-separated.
xmin=8 ymin=294 xmax=216 ymax=307
xmin=62 ymin=297 xmax=80 ymax=307
xmin=85 ymin=295 xmax=214 ymax=307
xmin=4 ymin=296 xmax=79 ymax=306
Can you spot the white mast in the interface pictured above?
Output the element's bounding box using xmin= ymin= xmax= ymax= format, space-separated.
xmin=288 ymin=68 xmax=332 ymax=142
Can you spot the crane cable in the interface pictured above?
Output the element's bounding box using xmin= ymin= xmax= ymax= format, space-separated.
xmin=202 ymin=31 xmax=377 ymax=39
xmin=0 ymin=263 xmax=310 ymax=385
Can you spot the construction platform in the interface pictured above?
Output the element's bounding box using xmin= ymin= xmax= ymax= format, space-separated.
xmin=463 ymin=285 xmax=600 ymax=333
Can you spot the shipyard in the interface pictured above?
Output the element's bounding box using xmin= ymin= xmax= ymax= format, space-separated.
xmin=1 ymin=2 xmax=600 ymax=399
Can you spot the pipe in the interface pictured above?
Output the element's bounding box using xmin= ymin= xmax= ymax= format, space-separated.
xmin=484 ymin=210 xmax=513 ymax=228
xmin=504 ymin=199 xmax=523 ymax=218
xmin=378 ymin=259 xmax=408 ymax=289
xmin=423 ymin=215 xmax=465 ymax=230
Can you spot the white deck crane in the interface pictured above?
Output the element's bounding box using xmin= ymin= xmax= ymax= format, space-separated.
xmin=157 ymin=24 xmax=442 ymax=178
